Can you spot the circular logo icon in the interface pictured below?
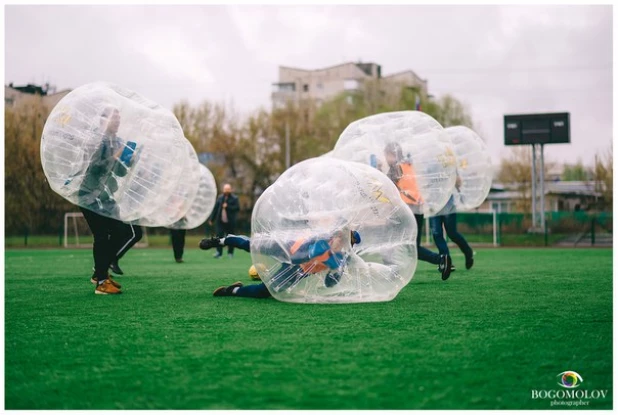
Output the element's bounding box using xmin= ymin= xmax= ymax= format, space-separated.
xmin=557 ymin=371 xmax=583 ymax=388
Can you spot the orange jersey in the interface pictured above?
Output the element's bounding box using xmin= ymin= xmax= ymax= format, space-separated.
xmin=395 ymin=163 xmax=422 ymax=205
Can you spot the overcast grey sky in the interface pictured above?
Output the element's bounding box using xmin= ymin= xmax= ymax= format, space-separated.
xmin=5 ymin=4 xmax=613 ymax=166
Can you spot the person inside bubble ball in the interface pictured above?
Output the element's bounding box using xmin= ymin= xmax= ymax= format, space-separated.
xmin=75 ymin=106 xmax=142 ymax=294
xmin=383 ymin=141 xmax=452 ymax=281
xmin=76 ymin=107 xmax=134 ymax=213
xmin=199 ymin=229 xmax=361 ymax=298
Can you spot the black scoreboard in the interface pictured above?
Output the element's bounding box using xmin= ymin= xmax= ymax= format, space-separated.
xmin=504 ymin=112 xmax=570 ymax=145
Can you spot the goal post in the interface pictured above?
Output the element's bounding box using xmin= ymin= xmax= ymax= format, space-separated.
xmin=63 ymin=212 xmax=149 ymax=248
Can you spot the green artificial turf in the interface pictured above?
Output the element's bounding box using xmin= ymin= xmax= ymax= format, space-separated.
xmin=5 ymin=247 xmax=613 ymax=409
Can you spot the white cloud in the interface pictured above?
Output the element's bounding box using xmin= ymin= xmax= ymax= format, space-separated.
xmin=128 ymin=27 xmax=216 ymax=85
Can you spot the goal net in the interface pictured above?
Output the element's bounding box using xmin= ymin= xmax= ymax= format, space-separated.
xmin=63 ymin=212 xmax=149 ymax=248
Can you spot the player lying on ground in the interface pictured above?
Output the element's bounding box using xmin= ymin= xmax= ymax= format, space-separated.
xmin=199 ymin=230 xmax=362 ymax=298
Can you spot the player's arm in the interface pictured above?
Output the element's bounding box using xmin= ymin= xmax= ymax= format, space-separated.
xmin=323 ymin=252 xmax=346 ymax=270
xmin=112 ymin=140 xmax=137 ymax=177
xmin=400 ymin=190 xmax=419 ymax=204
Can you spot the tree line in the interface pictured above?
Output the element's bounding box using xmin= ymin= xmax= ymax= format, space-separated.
xmin=4 ymin=82 xmax=612 ymax=236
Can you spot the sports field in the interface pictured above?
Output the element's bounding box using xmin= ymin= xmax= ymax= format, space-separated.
xmin=5 ymin=247 xmax=613 ymax=409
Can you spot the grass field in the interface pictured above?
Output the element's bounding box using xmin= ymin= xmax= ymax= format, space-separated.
xmin=5 ymin=247 xmax=613 ymax=409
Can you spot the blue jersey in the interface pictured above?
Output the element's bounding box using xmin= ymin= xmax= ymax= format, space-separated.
xmin=288 ymin=238 xmax=346 ymax=273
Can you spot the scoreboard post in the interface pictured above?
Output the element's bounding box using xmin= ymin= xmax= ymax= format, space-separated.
xmin=503 ymin=112 xmax=571 ymax=233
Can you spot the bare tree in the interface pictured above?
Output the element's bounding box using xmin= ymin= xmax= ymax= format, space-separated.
xmin=497 ymin=147 xmax=556 ymax=212
xmin=593 ymin=143 xmax=613 ymax=211
xmin=171 ymin=84 xmax=476 ymax=215
xmin=5 ymin=97 xmax=73 ymax=235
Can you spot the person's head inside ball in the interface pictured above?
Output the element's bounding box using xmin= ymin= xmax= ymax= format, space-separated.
xmin=328 ymin=229 xmax=361 ymax=252
xmin=100 ymin=107 xmax=121 ymax=136
xmin=384 ymin=141 xmax=403 ymax=167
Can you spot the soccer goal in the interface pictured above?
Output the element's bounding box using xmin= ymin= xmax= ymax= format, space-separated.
xmin=423 ymin=210 xmax=499 ymax=247
xmin=63 ymin=212 xmax=149 ymax=248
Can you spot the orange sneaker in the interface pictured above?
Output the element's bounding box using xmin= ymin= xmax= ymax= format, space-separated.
xmin=90 ymin=274 xmax=121 ymax=289
xmin=94 ymin=279 xmax=122 ymax=295
xmin=107 ymin=275 xmax=121 ymax=289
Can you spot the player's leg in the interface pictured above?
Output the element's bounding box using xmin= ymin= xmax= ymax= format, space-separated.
xmin=444 ymin=213 xmax=474 ymax=269
xmin=171 ymin=229 xmax=186 ymax=262
xmin=430 ymin=215 xmax=450 ymax=256
xmin=200 ymin=234 xmax=251 ymax=252
xmin=415 ymin=213 xmax=452 ymax=280
xmin=415 ymin=213 xmax=438 ymax=264
xmin=234 ymin=283 xmax=271 ymax=298
xmin=214 ymin=222 xmax=224 ymax=258
xmin=109 ymin=222 xmax=142 ymax=275
xmin=213 ymin=281 xmax=271 ymax=298
xmin=224 ymin=234 xmax=250 ymax=252
xmin=225 ymin=222 xmax=235 ymax=257
xmin=81 ymin=207 xmax=112 ymax=281
xmin=80 ymin=207 xmax=121 ymax=294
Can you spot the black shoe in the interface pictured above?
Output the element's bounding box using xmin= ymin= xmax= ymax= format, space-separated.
xmin=324 ymin=272 xmax=342 ymax=288
xmin=213 ymin=281 xmax=243 ymax=297
xmin=175 ymin=258 xmax=184 ymax=263
xmin=439 ymin=255 xmax=452 ymax=281
xmin=200 ymin=236 xmax=221 ymax=250
xmin=109 ymin=261 xmax=124 ymax=275
xmin=465 ymin=253 xmax=474 ymax=270
xmin=439 ymin=264 xmax=456 ymax=272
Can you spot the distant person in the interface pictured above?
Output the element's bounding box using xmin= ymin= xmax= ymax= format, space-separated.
xmin=429 ymin=175 xmax=474 ymax=271
xmin=383 ymin=142 xmax=452 ymax=280
xmin=77 ymin=106 xmax=138 ymax=294
xmin=208 ymin=183 xmax=240 ymax=259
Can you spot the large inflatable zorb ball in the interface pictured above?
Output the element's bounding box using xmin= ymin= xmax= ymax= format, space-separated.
xmin=335 ymin=111 xmax=443 ymax=146
xmin=168 ymin=164 xmax=218 ymax=230
xmin=40 ymin=82 xmax=187 ymax=222
xmin=332 ymin=111 xmax=457 ymax=216
xmin=250 ymin=157 xmax=418 ymax=304
xmin=434 ymin=126 xmax=493 ymax=215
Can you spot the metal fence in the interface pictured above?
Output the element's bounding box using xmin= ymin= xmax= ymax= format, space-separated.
xmin=5 ymin=211 xmax=612 ymax=248
xmin=423 ymin=211 xmax=612 ymax=248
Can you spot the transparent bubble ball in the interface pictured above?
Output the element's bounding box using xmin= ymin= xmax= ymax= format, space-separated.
xmin=434 ymin=126 xmax=493 ymax=215
xmin=332 ymin=111 xmax=457 ymax=216
xmin=168 ymin=164 xmax=218 ymax=230
xmin=40 ymin=82 xmax=187 ymax=222
xmin=250 ymin=157 xmax=418 ymax=304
